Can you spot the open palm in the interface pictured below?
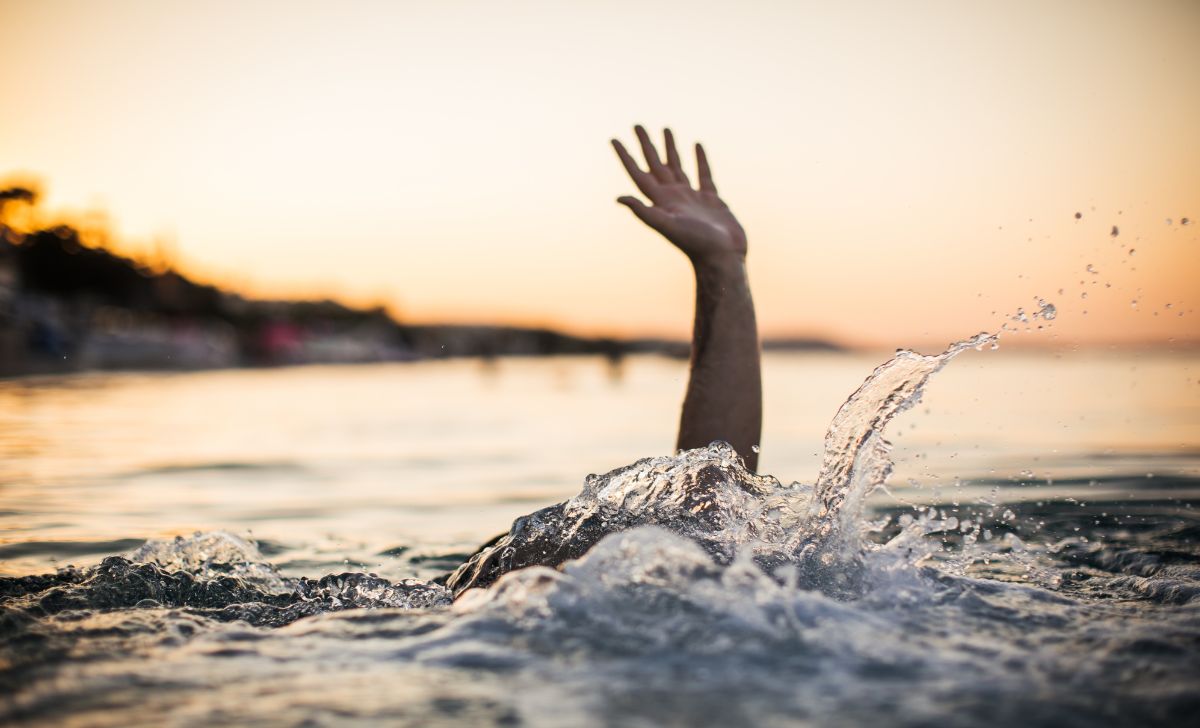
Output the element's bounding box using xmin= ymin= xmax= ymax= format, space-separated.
xmin=612 ymin=126 xmax=746 ymax=263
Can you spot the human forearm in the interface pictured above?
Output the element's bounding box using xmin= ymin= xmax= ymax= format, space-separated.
xmin=678 ymin=254 xmax=762 ymax=470
xmin=611 ymin=126 xmax=763 ymax=470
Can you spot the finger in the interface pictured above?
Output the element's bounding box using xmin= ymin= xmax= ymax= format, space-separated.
xmin=612 ymin=139 xmax=659 ymax=200
xmin=635 ymin=125 xmax=672 ymax=183
xmin=663 ymin=128 xmax=689 ymax=184
xmin=695 ymin=143 xmax=717 ymax=193
xmin=617 ymin=196 xmax=670 ymax=230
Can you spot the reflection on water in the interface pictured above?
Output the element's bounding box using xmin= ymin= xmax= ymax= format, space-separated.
xmin=0 ymin=352 xmax=1197 ymax=578
xmin=2 ymin=351 xmax=1199 ymax=726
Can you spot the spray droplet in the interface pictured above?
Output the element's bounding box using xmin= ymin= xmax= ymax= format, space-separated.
xmin=1036 ymin=299 xmax=1057 ymax=320
xmin=1182 ymin=218 xmax=1191 ymax=226
xmin=1128 ymin=248 xmax=1135 ymax=256
xmin=1081 ymin=291 xmax=1088 ymax=299
xmin=1110 ymin=225 xmax=1119 ymax=237
xmin=751 ymin=444 xmax=761 ymax=454
xmin=1086 ymin=264 xmax=1098 ymax=274
xmin=1074 ymin=212 xmax=1082 ymax=219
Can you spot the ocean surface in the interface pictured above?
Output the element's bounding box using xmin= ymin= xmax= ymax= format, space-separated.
xmin=2 ymin=349 xmax=1198 ymax=726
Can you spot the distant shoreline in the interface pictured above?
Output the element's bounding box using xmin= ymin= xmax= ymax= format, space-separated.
xmin=5 ymin=338 xmax=1195 ymax=384
xmin=0 ymin=212 xmax=845 ymax=378
xmin=3 ymin=190 xmax=1189 ymax=381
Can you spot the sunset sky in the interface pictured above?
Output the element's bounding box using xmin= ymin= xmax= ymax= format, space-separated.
xmin=2 ymin=0 xmax=1197 ymax=348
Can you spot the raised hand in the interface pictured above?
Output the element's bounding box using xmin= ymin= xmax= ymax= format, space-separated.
xmin=609 ymin=125 xmax=762 ymax=471
xmin=612 ymin=126 xmax=747 ymax=265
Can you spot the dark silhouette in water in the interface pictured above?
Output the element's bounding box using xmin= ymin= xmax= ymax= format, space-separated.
xmin=3 ymin=181 xmax=778 ymax=374
xmin=447 ymin=126 xmax=763 ymax=595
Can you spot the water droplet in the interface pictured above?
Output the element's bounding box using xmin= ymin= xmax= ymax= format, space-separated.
xmin=1110 ymin=225 xmax=1119 ymax=237
xmin=1037 ymin=300 xmax=1057 ymax=320
xmin=1074 ymin=212 xmax=1082 ymax=219
xmin=1182 ymin=217 xmax=1191 ymax=226
xmin=1128 ymin=248 xmax=1135 ymax=256
xmin=751 ymin=444 xmax=761 ymax=453
xmin=1086 ymin=264 xmax=1098 ymax=274
xmin=1081 ymin=291 xmax=1088 ymax=299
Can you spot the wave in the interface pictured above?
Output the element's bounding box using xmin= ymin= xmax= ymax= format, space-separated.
xmin=3 ymin=332 xmax=1199 ymax=725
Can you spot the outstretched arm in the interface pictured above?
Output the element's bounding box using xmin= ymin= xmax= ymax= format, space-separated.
xmin=612 ymin=126 xmax=762 ymax=471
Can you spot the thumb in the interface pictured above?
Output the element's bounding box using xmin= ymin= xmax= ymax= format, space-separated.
xmin=617 ymin=196 xmax=668 ymax=230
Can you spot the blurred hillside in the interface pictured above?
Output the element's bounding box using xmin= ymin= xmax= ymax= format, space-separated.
xmin=0 ymin=183 xmax=840 ymax=377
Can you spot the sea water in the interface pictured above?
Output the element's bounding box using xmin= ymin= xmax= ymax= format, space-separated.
xmin=1 ymin=351 xmax=1198 ymax=726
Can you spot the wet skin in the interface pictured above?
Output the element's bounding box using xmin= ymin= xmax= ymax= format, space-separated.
xmin=612 ymin=126 xmax=762 ymax=472
xmin=446 ymin=128 xmax=763 ymax=595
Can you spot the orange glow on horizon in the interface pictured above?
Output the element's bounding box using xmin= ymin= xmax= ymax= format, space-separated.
xmin=1 ymin=0 xmax=1196 ymax=349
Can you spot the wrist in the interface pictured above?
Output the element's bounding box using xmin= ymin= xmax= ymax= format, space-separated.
xmin=692 ymin=255 xmax=749 ymax=295
xmin=691 ymin=250 xmax=746 ymax=278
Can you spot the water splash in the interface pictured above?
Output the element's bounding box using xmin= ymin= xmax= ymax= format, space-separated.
xmin=448 ymin=332 xmax=999 ymax=597
xmin=794 ymin=333 xmax=997 ymax=566
xmin=1035 ymin=299 xmax=1056 ymax=320
xmin=1010 ymin=300 xmax=1056 ymax=326
xmin=0 ymin=534 xmax=451 ymax=631
xmin=9 ymin=327 xmax=1015 ymax=610
xmin=445 ymin=444 xmax=813 ymax=594
xmin=2 ymin=339 xmax=1198 ymax=726
xmin=129 ymin=531 xmax=290 ymax=595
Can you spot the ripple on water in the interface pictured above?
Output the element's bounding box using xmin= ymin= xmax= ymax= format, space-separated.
xmin=2 ymin=338 xmax=1198 ymax=726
